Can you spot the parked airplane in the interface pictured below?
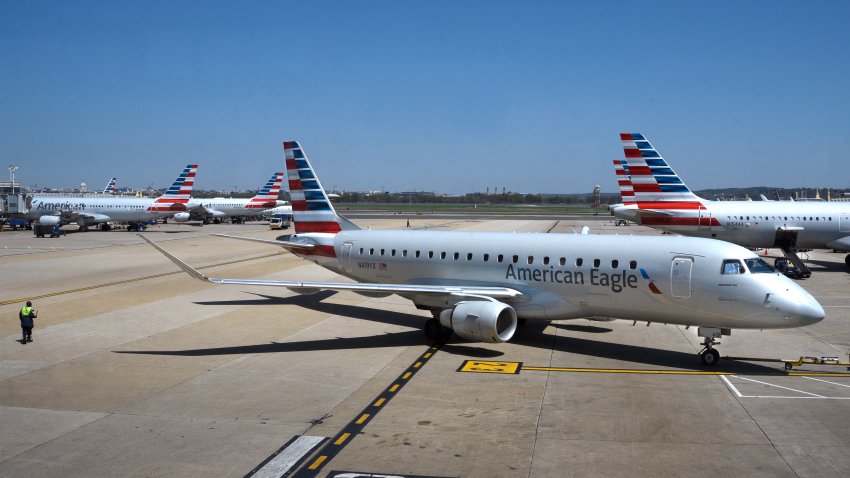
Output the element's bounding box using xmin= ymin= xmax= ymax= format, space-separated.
xmin=610 ymin=134 xmax=850 ymax=273
xmin=141 ymin=141 xmax=824 ymax=366
xmin=102 ymin=177 xmax=117 ymax=195
xmin=27 ymin=165 xmax=198 ymax=231
xmin=192 ymin=172 xmax=285 ymax=223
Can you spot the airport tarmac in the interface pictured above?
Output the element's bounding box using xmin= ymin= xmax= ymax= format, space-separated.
xmin=1 ymin=217 xmax=849 ymax=478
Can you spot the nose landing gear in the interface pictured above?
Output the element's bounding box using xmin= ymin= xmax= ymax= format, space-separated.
xmin=697 ymin=327 xmax=730 ymax=366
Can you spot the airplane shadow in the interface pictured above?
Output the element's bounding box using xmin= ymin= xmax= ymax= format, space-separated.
xmin=115 ymin=291 xmax=782 ymax=374
xmin=802 ymin=258 xmax=850 ymax=274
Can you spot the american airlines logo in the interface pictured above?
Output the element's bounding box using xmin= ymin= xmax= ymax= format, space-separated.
xmin=505 ymin=265 xmax=639 ymax=293
xmin=36 ymin=201 xmax=87 ymax=211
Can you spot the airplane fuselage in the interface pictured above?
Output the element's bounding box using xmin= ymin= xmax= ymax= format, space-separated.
xmin=612 ymin=201 xmax=850 ymax=250
xmin=291 ymin=230 xmax=822 ymax=330
xmin=26 ymin=196 xmax=184 ymax=225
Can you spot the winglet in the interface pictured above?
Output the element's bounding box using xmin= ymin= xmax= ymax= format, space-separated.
xmin=137 ymin=234 xmax=212 ymax=282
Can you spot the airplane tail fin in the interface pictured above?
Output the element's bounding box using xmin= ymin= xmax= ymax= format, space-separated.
xmin=612 ymin=160 xmax=635 ymax=205
xmin=620 ymin=133 xmax=703 ymax=208
xmin=246 ymin=172 xmax=283 ymax=209
xmin=102 ymin=178 xmax=117 ymax=195
xmin=149 ymin=164 xmax=198 ymax=211
xmin=284 ymin=141 xmax=359 ymax=234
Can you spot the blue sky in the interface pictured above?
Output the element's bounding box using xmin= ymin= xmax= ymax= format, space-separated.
xmin=2 ymin=1 xmax=848 ymax=194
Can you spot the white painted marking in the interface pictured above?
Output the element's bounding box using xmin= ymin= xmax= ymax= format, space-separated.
xmin=803 ymin=376 xmax=850 ymax=389
xmin=251 ymin=435 xmax=325 ymax=478
xmin=721 ymin=375 xmax=743 ymax=398
xmin=733 ymin=376 xmax=825 ymax=398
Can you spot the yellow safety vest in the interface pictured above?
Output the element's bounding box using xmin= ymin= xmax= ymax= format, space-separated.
xmin=21 ymin=306 xmax=33 ymax=317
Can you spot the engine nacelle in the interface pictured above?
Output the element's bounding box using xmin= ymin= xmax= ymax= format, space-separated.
xmin=38 ymin=215 xmax=61 ymax=226
xmin=439 ymin=301 xmax=518 ymax=343
xmin=173 ymin=212 xmax=190 ymax=222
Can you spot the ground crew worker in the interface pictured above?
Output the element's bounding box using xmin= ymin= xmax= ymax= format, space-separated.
xmin=19 ymin=301 xmax=37 ymax=343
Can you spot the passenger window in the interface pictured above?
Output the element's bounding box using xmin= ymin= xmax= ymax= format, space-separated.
xmin=498 ymin=254 xmax=504 ymax=263
xmin=428 ymin=251 xmax=434 ymax=259
xmin=611 ymin=260 xmax=619 ymax=268
xmin=576 ymin=258 xmax=583 ymax=267
xmin=453 ymin=252 xmax=459 ymax=260
xmin=559 ymin=257 xmax=566 ymax=266
xmin=369 ymin=248 xmax=374 ymax=255
xmin=721 ymin=259 xmax=745 ymax=275
xmin=483 ymin=254 xmax=489 ymax=262
xmin=593 ymin=259 xmax=600 ymax=268
xmin=467 ymin=253 xmax=473 ymax=261
xmin=380 ymin=249 xmax=385 ymax=256
xmin=543 ymin=256 xmax=550 ymax=265
xmin=391 ymin=249 xmax=396 ymax=256
xmin=359 ymin=248 xmax=364 ymax=254
xmin=512 ymin=255 xmax=519 ymax=264
xmin=441 ymin=252 xmax=447 ymax=259
xmin=629 ymin=260 xmax=637 ymax=270
xmin=415 ymin=250 xmax=420 ymax=258
xmin=402 ymin=250 xmax=407 ymax=257
xmin=527 ymin=256 xmax=534 ymax=265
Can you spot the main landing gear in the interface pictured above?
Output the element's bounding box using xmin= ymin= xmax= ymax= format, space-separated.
xmin=697 ymin=326 xmax=730 ymax=366
xmin=424 ymin=313 xmax=452 ymax=341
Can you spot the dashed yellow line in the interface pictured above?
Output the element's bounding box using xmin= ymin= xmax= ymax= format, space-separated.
xmin=333 ymin=433 xmax=350 ymax=445
xmin=521 ymin=366 xmax=735 ymax=375
xmin=355 ymin=413 xmax=370 ymax=425
xmin=388 ymin=384 xmax=399 ymax=392
xmin=402 ymin=372 xmax=412 ymax=380
xmin=373 ymin=398 xmax=386 ymax=407
xmin=413 ymin=361 xmax=423 ymax=368
xmin=424 ymin=352 xmax=432 ymax=358
xmin=307 ymin=455 xmax=327 ymax=470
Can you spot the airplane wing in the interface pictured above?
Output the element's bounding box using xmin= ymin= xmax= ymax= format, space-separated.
xmin=46 ymin=211 xmax=111 ymax=223
xmin=138 ymin=235 xmax=525 ymax=301
xmin=212 ymin=233 xmax=315 ymax=250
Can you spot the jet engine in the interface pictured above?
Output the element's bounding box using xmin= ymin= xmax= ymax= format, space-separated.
xmin=38 ymin=216 xmax=61 ymax=226
xmin=173 ymin=212 xmax=190 ymax=222
xmin=439 ymin=301 xmax=518 ymax=343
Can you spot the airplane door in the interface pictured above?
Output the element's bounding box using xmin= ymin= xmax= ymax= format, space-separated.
xmin=670 ymin=257 xmax=692 ymax=299
xmin=341 ymin=242 xmax=353 ymax=272
xmin=840 ymin=212 xmax=850 ymax=233
xmin=698 ymin=207 xmax=711 ymax=231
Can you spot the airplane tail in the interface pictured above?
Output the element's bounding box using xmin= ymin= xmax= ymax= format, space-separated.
xmin=102 ymin=178 xmax=117 ymax=195
xmin=612 ymin=160 xmax=635 ymax=205
xmin=284 ymin=141 xmax=359 ymax=234
xmin=620 ymin=133 xmax=704 ymax=209
xmin=245 ymin=172 xmax=283 ymax=209
xmin=149 ymin=164 xmax=198 ymax=211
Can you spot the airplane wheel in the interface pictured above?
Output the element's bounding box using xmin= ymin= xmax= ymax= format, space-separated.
xmin=424 ymin=318 xmax=442 ymax=340
xmin=700 ymin=349 xmax=720 ymax=366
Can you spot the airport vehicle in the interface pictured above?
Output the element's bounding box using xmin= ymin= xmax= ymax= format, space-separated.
xmin=262 ymin=203 xmax=293 ymax=220
xmin=269 ymin=216 xmax=291 ymax=230
xmin=142 ymin=141 xmax=824 ymax=366
xmin=25 ymin=165 xmax=198 ymax=231
xmin=102 ymin=177 xmax=117 ymax=195
xmin=34 ymin=224 xmax=60 ymax=238
xmin=609 ymin=134 xmax=850 ymax=274
xmin=192 ymin=172 xmax=285 ymax=224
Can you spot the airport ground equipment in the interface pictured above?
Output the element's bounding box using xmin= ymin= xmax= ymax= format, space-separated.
xmin=34 ymin=224 xmax=61 ymax=238
xmin=725 ymin=354 xmax=850 ymax=372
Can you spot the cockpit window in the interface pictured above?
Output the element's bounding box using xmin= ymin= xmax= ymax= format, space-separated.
xmin=744 ymin=258 xmax=774 ymax=273
xmin=721 ymin=259 xmax=745 ymax=275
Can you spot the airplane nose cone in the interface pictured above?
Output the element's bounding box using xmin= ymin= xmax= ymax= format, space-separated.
xmin=798 ymin=296 xmax=825 ymax=325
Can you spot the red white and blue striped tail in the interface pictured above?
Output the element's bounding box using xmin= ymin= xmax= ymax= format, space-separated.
xmin=245 ymin=172 xmax=283 ymax=209
xmin=148 ymin=164 xmax=198 ymax=212
xmin=620 ymin=133 xmax=703 ymax=209
xmin=102 ymin=177 xmax=117 ymax=195
xmin=612 ymin=160 xmax=635 ymax=205
xmin=284 ymin=141 xmax=357 ymax=234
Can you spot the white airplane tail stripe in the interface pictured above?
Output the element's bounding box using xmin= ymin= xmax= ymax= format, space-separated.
xmin=148 ymin=164 xmax=198 ymax=211
xmin=613 ymin=160 xmax=635 ymax=205
xmin=246 ymin=172 xmax=284 ymax=209
xmin=620 ymin=133 xmax=703 ymax=209
xmin=102 ymin=178 xmax=117 ymax=195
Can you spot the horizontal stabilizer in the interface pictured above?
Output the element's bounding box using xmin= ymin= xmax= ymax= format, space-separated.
xmin=212 ymin=233 xmax=315 ymax=250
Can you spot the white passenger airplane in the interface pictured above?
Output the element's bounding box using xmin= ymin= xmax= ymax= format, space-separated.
xmin=27 ymin=165 xmax=198 ymax=231
xmin=610 ymin=134 xmax=850 ymax=273
xmin=141 ymin=141 xmax=824 ymax=366
xmin=192 ymin=172 xmax=286 ymax=223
